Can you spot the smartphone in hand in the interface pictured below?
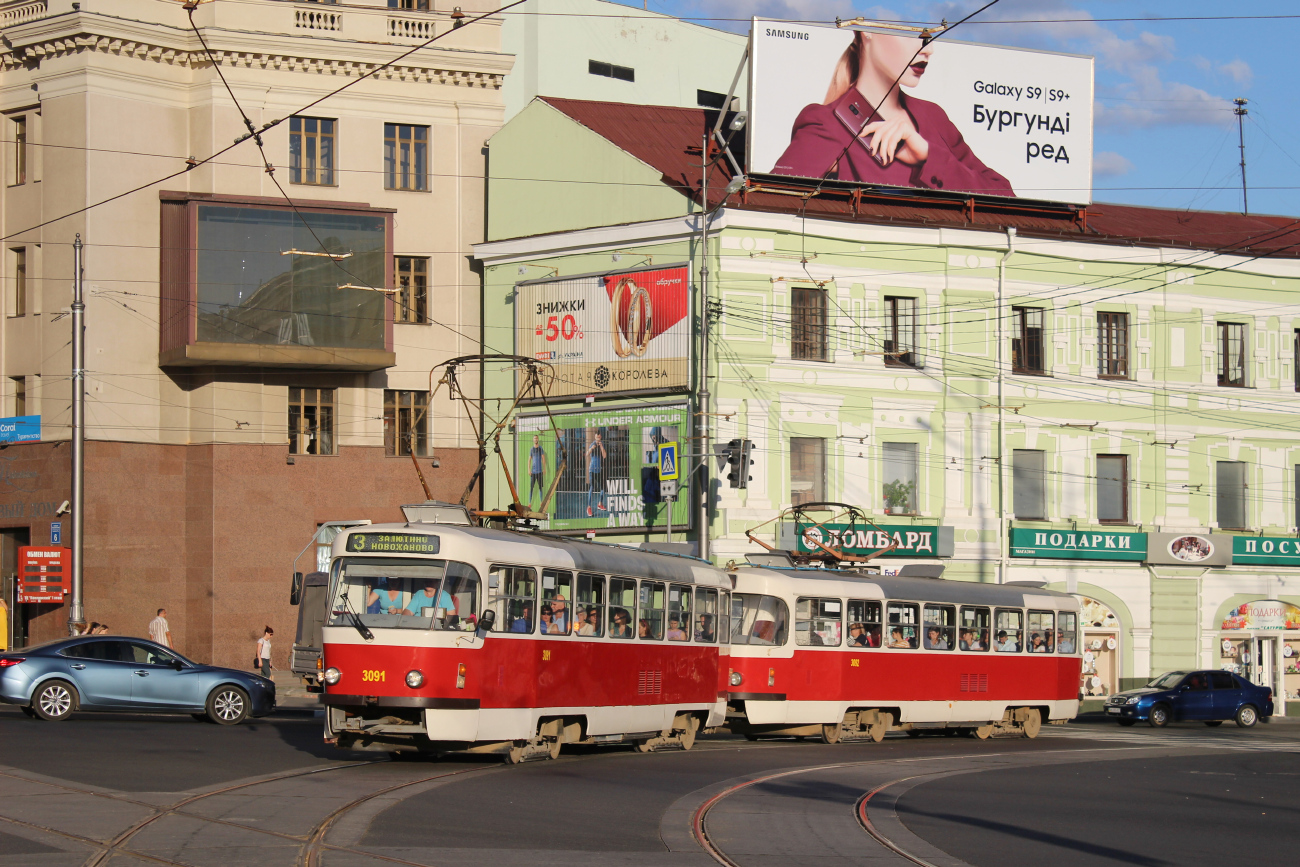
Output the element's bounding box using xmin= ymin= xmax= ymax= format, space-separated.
xmin=834 ymin=93 xmax=887 ymax=166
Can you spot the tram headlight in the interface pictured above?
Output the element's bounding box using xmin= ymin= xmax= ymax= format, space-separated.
xmin=323 ymin=667 xmax=341 ymax=685
xmin=405 ymin=670 xmax=425 ymax=689
xmin=729 ymin=671 xmax=743 ymax=687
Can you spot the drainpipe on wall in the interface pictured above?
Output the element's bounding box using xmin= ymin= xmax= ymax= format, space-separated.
xmin=997 ymin=228 xmax=1016 ymax=584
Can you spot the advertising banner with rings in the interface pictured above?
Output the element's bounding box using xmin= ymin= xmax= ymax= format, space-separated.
xmin=749 ymin=19 xmax=1095 ymax=204
xmin=515 ymin=265 xmax=690 ymax=398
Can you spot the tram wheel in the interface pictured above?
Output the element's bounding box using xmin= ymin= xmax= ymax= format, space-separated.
xmin=678 ymin=716 xmax=699 ymax=751
xmin=547 ymin=738 xmax=562 ymax=760
xmin=821 ymin=723 xmax=841 ymax=745
xmin=1021 ymin=708 xmax=1042 ymax=739
xmin=634 ymin=739 xmax=654 ymax=753
xmin=869 ymin=712 xmax=892 ymax=743
xmin=504 ymin=743 xmax=527 ymax=765
xmin=973 ymin=724 xmax=994 ymax=740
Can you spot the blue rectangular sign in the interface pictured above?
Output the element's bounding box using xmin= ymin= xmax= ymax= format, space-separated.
xmin=50 ymin=522 xmax=61 ymax=545
xmin=0 ymin=415 xmax=39 ymax=444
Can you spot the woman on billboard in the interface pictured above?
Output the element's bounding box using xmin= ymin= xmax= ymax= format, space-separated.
xmin=771 ymin=30 xmax=1014 ymax=197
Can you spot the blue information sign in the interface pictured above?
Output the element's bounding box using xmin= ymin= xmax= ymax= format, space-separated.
xmin=0 ymin=415 xmax=39 ymax=444
xmin=50 ymin=522 xmax=62 ymax=545
xmin=658 ymin=442 xmax=679 ymax=481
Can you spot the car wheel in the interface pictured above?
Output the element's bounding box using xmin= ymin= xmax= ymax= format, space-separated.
xmin=1117 ymin=719 xmax=1136 ymax=727
xmin=32 ymin=680 xmax=77 ymax=721
xmin=1204 ymin=720 xmax=1224 ymax=727
xmin=1148 ymin=703 xmax=1171 ymax=728
xmin=1235 ymin=705 xmax=1258 ymax=728
xmin=206 ymin=686 xmax=250 ymax=725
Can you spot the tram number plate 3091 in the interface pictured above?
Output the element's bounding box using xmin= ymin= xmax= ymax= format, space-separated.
xmin=361 ymin=670 xmax=387 ymax=683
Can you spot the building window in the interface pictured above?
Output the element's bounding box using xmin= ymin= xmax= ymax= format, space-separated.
xmin=882 ymin=442 xmax=918 ymax=515
xmin=395 ymin=257 xmax=427 ymax=323
xmin=1097 ymin=455 xmax=1128 ymax=523
xmin=10 ymin=376 xmax=25 ymax=416
xmin=1013 ymin=449 xmax=1046 ymax=520
xmin=289 ymin=387 xmax=335 ymax=455
xmin=1216 ymin=461 xmax=1247 ymax=529
xmin=384 ymin=124 xmax=428 ymax=191
xmin=884 ymin=296 xmax=917 ymax=368
xmin=388 ymin=0 xmax=429 ymax=8
xmin=1097 ymin=312 xmax=1128 ymax=379
xmin=589 ymin=60 xmax=635 ymax=82
xmin=11 ymin=116 xmax=26 ymax=186
xmin=1011 ymin=307 xmax=1045 ymax=374
xmin=791 ymin=286 xmax=827 ymax=361
xmin=289 ymin=117 xmax=335 ymax=186
xmin=790 ymin=437 xmax=825 ymax=506
xmin=1218 ymin=322 xmax=1245 ymax=387
xmin=384 ymin=390 xmax=428 ymax=456
xmin=9 ymin=247 xmax=26 ymax=317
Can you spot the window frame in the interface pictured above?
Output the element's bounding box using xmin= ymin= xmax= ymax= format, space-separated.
xmin=11 ymin=115 xmax=26 ymax=187
xmin=288 ymin=116 xmax=337 ymax=186
xmin=1013 ymin=449 xmax=1047 ymax=521
xmin=639 ymin=580 xmax=666 ymax=640
xmin=886 ymin=601 xmax=920 ymax=649
xmin=383 ymin=389 xmax=429 ymax=457
xmin=1097 ymin=311 xmax=1129 ymax=379
xmin=288 ymin=387 xmax=336 ymax=456
xmin=791 ymin=285 xmax=828 ymax=361
xmin=795 ymin=596 xmax=843 ymax=647
xmin=847 ymin=599 xmax=882 ymax=648
xmin=1216 ymin=460 xmax=1248 ymax=530
xmin=790 ymin=436 xmax=826 ymax=506
xmin=540 ymin=569 xmax=574 ymax=636
xmin=1096 ymin=454 xmax=1129 ymax=524
xmin=1027 ymin=610 xmax=1055 ymax=652
xmin=1057 ymin=611 xmax=1078 ymax=654
xmin=11 ymin=376 xmax=25 ymax=417
xmin=994 ymin=608 xmax=1023 ymax=652
xmin=884 ymin=296 xmax=918 ymax=368
xmin=1217 ymin=321 xmax=1246 ymax=387
xmin=666 ymin=584 xmax=692 ymax=641
xmin=693 ymin=587 xmax=719 ymax=643
xmin=575 ymin=572 xmax=605 ymax=638
xmin=882 ymin=441 xmax=919 ymax=515
xmin=959 ymin=606 xmax=990 ymax=652
xmin=488 ymin=564 xmax=536 ymax=634
xmin=384 ymin=123 xmax=430 ymax=192
xmin=608 ymin=576 xmax=636 ymax=639
xmin=1011 ymin=306 xmax=1046 ymax=375
xmin=923 ymin=604 xmax=956 ymax=651
xmin=10 ymin=246 xmax=26 ymax=318
xmin=395 ymin=256 xmax=428 ymax=324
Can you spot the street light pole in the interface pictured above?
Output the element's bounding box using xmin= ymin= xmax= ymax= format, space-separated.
xmin=67 ymin=235 xmax=85 ymax=635
xmin=696 ymin=135 xmax=711 ymax=562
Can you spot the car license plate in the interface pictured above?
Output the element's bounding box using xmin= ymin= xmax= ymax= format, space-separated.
xmin=1106 ymin=706 xmax=1120 ymax=714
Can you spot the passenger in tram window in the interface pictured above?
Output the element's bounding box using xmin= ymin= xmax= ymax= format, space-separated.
xmin=510 ymin=602 xmax=534 ymax=633
xmin=578 ymin=606 xmax=600 ymax=636
xmin=666 ymin=616 xmax=688 ymax=641
xmin=638 ymin=618 xmax=651 ymax=639
xmin=848 ymin=622 xmax=870 ymax=647
xmin=1043 ymin=630 xmax=1055 ymax=652
xmin=1029 ymin=632 xmax=1046 ymax=652
xmin=550 ymin=594 xmax=570 ymax=633
xmin=925 ymin=627 xmax=949 ymax=650
xmin=959 ymin=629 xmax=973 ymax=651
xmin=888 ymin=627 xmax=910 ymax=649
xmin=867 ymin=625 xmax=881 ymax=647
xmin=695 ymin=613 xmax=716 ymax=643
xmin=1056 ymin=629 xmax=1075 ymax=654
xmin=402 ymin=580 xmax=454 ymax=618
xmin=539 ymin=604 xmax=559 ymax=634
xmin=610 ymin=608 xmax=632 ymax=638
xmin=995 ymin=629 xmax=1018 ymax=652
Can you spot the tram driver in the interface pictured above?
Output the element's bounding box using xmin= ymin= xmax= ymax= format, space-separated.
xmin=402 ymin=579 xmax=456 ymax=623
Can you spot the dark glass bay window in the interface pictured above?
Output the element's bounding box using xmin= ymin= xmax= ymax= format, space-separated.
xmin=159 ymin=194 xmax=395 ymax=370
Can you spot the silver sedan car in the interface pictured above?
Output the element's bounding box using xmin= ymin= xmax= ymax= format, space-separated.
xmin=0 ymin=636 xmax=275 ymax=724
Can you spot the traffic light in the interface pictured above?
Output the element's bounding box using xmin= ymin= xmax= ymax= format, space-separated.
xmin=726 ymin=438 xmax=754 ymax=489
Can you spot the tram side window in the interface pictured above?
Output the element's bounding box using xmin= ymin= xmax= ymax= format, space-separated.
xmin=847 ymin=600 xmax=882 ymax=647
xmin=732 ymin=594 xmax=789 ymax=646
xmin=886 ymin=602 xmax=919 ymax=648
xmin=796 ymin=597 xmax=843 ymax=646
xmin=609 ymin=577 xmax=635 ymax=638
xmin=994 ymin=608 xmax=1023 ymax=652
xmin=489 ymin=565 xmax=536 ymax=634
xmin=1056 ymin=611 xmax=1077 ymax=653
xmin=640 ymin=581 xmax=666 ymax=640
xmin=959 ymin=606 xmax=990 ymax=651
xmin=694 ymin=588 xmax=719 ymax=643
xmin=718 ymin=590 xmax=730 ymax=644
xmin=1028 ymin=610 xmax=1054 ymax=652
xmin=666 ymin=584 xmax=692 ymax=641
xmin=575 ymin=573 xmax=605 ymax=637
xmin=923 ymin=604 xmax=955 ymax=650
xmin=541 ymin=569 xmax=574 ymax=635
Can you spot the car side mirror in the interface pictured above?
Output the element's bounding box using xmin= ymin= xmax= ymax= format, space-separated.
xmin=172 ymin=660 xmax=184 ymax=671
xmin=290 ymin=571 xmax=303 ymax=606
xmin=478 ymin=609 xmax=496 ymax=633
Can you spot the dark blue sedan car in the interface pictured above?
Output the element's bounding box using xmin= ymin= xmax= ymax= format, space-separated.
xmin=1105 ymin=669 xmax=1273 ymax=728
xmin=0 ymin=636 xmax=275 ymax=724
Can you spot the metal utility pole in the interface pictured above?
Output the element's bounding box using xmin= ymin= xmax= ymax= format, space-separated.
xmin=1234 ymin=98 xmax=1249 ymax=214
xmin=696 ymin=134 xmax=711 ymax=562
xmin=67 ymin=235 xmax=85 ymax=635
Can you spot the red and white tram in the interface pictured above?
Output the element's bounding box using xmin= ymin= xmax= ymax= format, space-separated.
xmin=725 ymin=565 xmax=1082 ymax=741
xmin=319 ymin=514 xmax=733 ymax=761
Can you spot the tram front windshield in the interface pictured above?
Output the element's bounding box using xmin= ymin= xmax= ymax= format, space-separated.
xmin=329 ymin=557 xmax=481 ymax=631
xmin=731 ymin=593 xmax=789 ymax=646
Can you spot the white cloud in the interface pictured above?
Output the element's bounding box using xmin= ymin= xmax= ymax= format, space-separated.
xmin=1093 ymin=151 xmax=1133 ymax=177
xmin=1218 ymin=59 xmax=1253 ymax=87
xmin=1097 ymin=67 xmax=1233 ymax=129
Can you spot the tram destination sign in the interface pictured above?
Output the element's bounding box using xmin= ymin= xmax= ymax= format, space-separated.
xmin=344 ymin=533 xmax=440 ymax=555
xmin=780 ymin=523 xmax=954 ymax=558
xmin=1232 ymin=535 xmax=1300 ymax=566
xmin=1009 ymin=528 xmax=1146 ymax=561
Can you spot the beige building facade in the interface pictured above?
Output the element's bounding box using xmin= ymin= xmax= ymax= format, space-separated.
xmin=0 ymin=0 xmax=510 ymax=666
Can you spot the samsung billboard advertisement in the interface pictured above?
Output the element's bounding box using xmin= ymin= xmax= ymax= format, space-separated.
xmin=749 ymin=20 xmax=1095 ymax=205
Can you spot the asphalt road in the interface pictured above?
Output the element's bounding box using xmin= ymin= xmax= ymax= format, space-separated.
xmin=1 ymin=706 xmax=1298 ymax=866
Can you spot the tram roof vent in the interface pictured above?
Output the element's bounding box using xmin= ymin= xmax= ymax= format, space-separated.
xmin=746 ymin=551 xmax=796 ymax=568
xmin=1005 ymin=579 xmax=1048 ymax=588
xmin=897 ymin=564 xmax=946 ymax=579
xmin=401 ymin=501 xmax=473 ymax=525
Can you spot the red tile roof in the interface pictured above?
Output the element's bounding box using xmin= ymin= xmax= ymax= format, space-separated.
xmin=539 ymin=96 xmax=1300 ymax=259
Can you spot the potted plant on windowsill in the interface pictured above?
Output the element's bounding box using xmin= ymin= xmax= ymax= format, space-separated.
xmin=883 ymin=479 xmax=915 ymax=516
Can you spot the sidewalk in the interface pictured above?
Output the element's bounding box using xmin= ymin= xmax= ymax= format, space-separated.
xmin=271 ymin=671 xmax=321 ymax=710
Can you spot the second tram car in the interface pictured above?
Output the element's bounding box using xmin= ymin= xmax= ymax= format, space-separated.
xmin=319 ymin=516 xmax=733 ymax=761
xmin=726 ymin=565 xmax=1081 ymax=741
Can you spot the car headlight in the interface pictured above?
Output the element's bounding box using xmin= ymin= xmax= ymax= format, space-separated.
xmin=729 ymin=671 xmax=743 ymax=687
xmin=323 ymin=667 xmax=341 ymax=685
xmin=405 ymin=670 xmax=425 ymax=688
xmin=1126 ymin=695 xmax=1140 ymax=705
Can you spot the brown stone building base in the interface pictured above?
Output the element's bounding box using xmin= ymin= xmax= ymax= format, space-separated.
xmin=0 ymin=440 xmax=477 ymax=668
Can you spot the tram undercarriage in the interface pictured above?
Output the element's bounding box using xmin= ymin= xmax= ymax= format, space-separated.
xmin=727 ymin=701 xmax=1062 ymax=742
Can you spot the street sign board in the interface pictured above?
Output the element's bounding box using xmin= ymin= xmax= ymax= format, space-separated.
xmin=50 ymin=522 xmax=61 ymax=545
xmin=0 ymin=415 xmax=40 ymax=444
xmin=658 ymin=442 xmax=679 ymax=480
xmin=18 ymin=546 xmax=67 ymax=604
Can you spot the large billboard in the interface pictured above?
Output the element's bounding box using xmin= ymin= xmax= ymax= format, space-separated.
xmin=516 ymin=265 xmax=690 ymax=398
xmin=750 ymin=20 xmax=1094 ymax=204
xmin=516 ymin=403 xmax=689 ymax=533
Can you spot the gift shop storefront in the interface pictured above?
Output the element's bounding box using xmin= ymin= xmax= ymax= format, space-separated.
xmin=1218 ymin=600 xmax=1300 ymax=715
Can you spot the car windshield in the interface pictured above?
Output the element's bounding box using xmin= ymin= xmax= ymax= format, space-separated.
xmin=329 ymin=557 xmax=481 ymax=631
xmin=1148 ymin=671 xmax=1189 ymax=689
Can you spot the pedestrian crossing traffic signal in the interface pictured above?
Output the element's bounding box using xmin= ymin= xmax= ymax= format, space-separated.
xmin=726 ymin=438 xmax=754 ymax=489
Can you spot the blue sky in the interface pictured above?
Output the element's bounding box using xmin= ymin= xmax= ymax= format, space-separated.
xmin=611 ymin=0 xmax=1300 ymax=217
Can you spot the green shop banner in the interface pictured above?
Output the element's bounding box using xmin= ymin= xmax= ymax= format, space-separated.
xmin=515 ymin=403 xmax=689 ymax=533
xmin=1232 ymin=536 xmax=1300 ymax=566
xmin=1010 ymin=528 xmax=1146 ymax=561
xmin=780 ymin=523 xmax=954 ymax=558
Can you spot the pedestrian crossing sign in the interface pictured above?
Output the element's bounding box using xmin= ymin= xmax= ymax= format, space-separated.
xmin=658 ymin=442 xmax=679 ymax=481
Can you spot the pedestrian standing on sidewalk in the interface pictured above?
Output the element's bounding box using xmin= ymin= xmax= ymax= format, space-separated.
xmin=149 ymin=608 xmax=172 ymax=647
xmin=255 ymin=627 xmax=275 ymax=679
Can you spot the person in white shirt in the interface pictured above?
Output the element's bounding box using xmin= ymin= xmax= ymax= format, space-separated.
xmin=148 ymin=609 xmax=172 ymax=647
xmin=255 ymin=627 xmax=275 ymax=678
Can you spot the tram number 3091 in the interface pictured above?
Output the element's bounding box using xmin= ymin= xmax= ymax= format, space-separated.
xmin=361 ymin=670 xmax=387 ymax=683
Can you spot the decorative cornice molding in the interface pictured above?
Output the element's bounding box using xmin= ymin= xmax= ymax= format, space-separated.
xmin=0 ymin=31 xmax=505 ymax=89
